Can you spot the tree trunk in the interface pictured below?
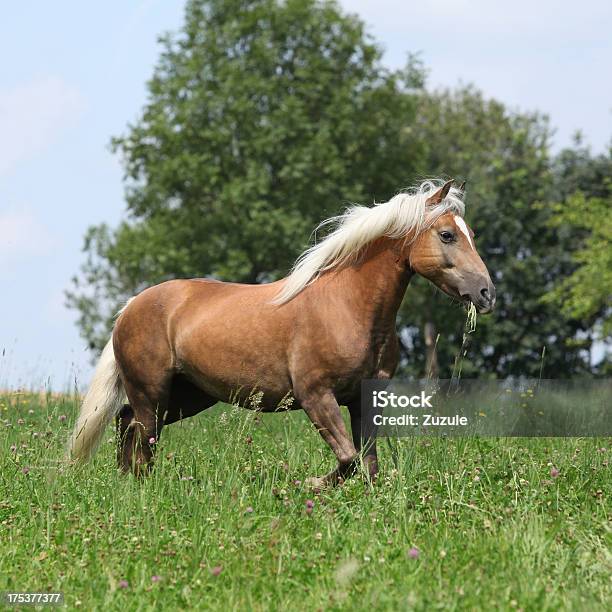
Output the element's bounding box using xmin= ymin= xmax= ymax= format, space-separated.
xmin=424 ymin=321 xmax=439 ymax=379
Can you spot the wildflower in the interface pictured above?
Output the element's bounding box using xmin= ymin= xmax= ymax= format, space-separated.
xmin=210 ymin=566 xmax=223 ymax=576
xmin=58 ymin=415 xmax=67 ymax=422
xmin=305 ymin=499 xmax=314 ymax=509
xmin=118 ymin=580 xmax=129 ymax=589
xmin=151 ymin=575 xmax=161 ymax=583
xmin=408 ymin=547 xmax=420 ymax=559
xmin=550 ymin=467 xmax=560 ymax=478
xmin=17 ymin=418 xmax=25 ymax=425
xmin=22 ymin=466 xmax=30 ymax=475
xmin=293 ymin=480 xmax=301 ymax=486
xmin=148 ymin=437 xmax=156 ymax=444
xmin=245 ymin=507 xmax=253 ymax=513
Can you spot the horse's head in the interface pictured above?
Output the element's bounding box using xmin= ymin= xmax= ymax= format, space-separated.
xmin=409 ymin=181 xmax=496 ymax=314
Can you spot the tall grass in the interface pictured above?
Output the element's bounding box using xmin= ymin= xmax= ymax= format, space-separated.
xmin=0 ymin=390 xmax=610 ymax=610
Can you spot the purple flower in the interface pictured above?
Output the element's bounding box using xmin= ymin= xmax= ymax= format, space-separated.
xmin=118 ymin=580 xmax=129 ymax=589
xmin=22 ymin=466 xmax=30 ymax=475
xmin=245 ymin=506 xmax=253 ymax=513
xmin=293 ymin=480 xmax=302 ymax=486
xmin=151 ymin=575 xmax=161 ymax=583
xmin=148 ymin=437 xmax=156 ymax=444
xmin=210 ymin=565 xmax=223 ymax=576
xmin=58 ymin=415 xmax=67 ymax=422
xmin=550 ymin=467 xmax=560 ymax=478
xmin=408 ymin=547 xmax=420 ymax=559
xmin=305 ymin=499 xmax=314 ymax=509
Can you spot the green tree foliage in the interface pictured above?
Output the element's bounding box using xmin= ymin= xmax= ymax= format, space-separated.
xmin=543 ymin=144 xmax=612 ymax=344
xmin=554 ymin=138 xmax=612 ymax=199
xmin=67 ymin=0 xmax=424 ymax=349
xmin=544 ymin=193 xmax=611 ymax=333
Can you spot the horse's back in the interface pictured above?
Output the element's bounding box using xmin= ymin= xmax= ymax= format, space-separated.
xmin=117 ymin=277 xmax=282 ymax=321
xmin=115 ymin=277 xmax=294 ymax=405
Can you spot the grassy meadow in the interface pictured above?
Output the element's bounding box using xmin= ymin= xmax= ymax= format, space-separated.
xmin=0 ymin=390 xmax=610 ymax=610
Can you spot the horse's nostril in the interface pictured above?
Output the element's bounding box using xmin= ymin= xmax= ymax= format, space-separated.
xmin=480 ymin=288 xmax=490 ymax=300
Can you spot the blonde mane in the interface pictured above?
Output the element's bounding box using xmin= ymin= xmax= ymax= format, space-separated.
xmin=273 ymin=179 xmax=465 ymax=304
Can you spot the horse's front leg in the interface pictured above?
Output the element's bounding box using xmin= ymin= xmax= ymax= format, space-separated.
xmin=348 ymin=399 xmax=379 ymax=481
xmin=299 ymin=390 xmax=359 ymax=488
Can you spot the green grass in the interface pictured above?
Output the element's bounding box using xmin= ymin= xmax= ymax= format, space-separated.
xmin=0 ymin=390 xmax=610 ymax=611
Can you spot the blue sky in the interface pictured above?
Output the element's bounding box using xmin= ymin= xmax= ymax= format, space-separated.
xmin=1 ymin=0 xmax=610 ymax=390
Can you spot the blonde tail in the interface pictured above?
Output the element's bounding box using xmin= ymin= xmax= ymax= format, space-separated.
xmin=69 ymin=337 xmax=124 ymax=461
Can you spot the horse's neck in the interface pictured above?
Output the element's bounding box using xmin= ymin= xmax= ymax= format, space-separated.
xmin=330 ymin=238 xmax=413 ymax=331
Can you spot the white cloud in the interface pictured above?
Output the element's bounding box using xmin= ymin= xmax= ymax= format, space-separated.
xmin=0 ymin=208 xmax=54 ymax=266
xmin=0 ymin=76 xmax=85 ymax=176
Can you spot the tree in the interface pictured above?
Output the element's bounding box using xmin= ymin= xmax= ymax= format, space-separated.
xmin=69 ymin=1 xmax=605 ymax=379
xmin=396 ymin=87 xmax=601 ymax=378
xmin=67 ymin=0 xmax=424 ymax=351
xmin=543 ymin=143 xmax=612 ymax=367
xmin=543 ymin=193 xmax=611 ymax=334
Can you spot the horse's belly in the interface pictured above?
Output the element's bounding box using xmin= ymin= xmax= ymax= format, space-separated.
xmin=180 ymin=359 xmax=294 ymax=409
xmin=176 ymin=325 xmax=293 ymax=409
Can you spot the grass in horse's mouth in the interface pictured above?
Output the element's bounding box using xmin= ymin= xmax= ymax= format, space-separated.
xmin=466 ymin=301 xmax=477 ymax=334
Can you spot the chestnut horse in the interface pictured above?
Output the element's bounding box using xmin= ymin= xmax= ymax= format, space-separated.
xmin=70 ymin=179 xmax=495 ymax=486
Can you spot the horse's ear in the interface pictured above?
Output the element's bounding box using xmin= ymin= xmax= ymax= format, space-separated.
xmin=426 ymin=179 xmax=454 ymax=205
xmin=459 ymin=180 xmax=466 ymax=192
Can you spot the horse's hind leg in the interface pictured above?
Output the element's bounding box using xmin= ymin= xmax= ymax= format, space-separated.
xmin=117 ymin=379 xmax=170 ymax=476
xmin=116 ymin=375 xmax=215 ymax=474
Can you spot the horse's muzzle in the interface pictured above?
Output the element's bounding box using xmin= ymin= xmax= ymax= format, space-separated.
xmin=476 ymin=284 xmax=496 ymax=314
xmin=462 ymin=282 xmax=496 ymax=314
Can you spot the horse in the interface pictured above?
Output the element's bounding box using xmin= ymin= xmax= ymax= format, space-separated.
xmin=69 ymin=179 xmax=495 ymax=486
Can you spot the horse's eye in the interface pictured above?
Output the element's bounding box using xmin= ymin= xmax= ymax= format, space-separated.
xmin=439 ymin=231 xmax=455 ymax=243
